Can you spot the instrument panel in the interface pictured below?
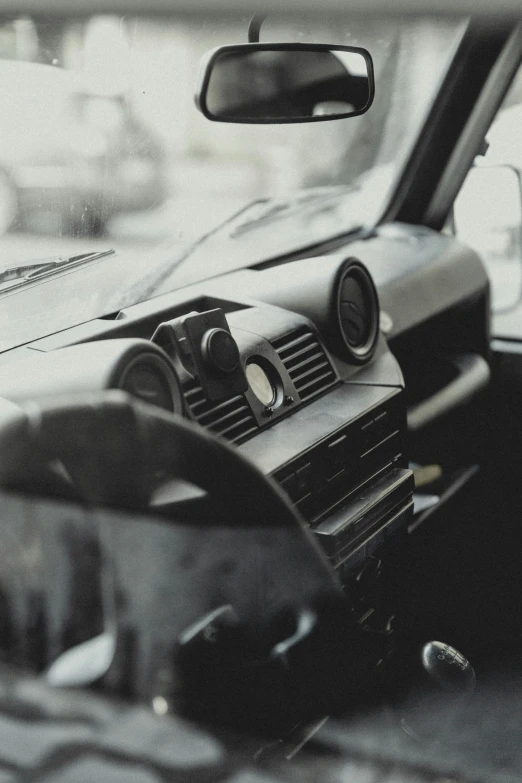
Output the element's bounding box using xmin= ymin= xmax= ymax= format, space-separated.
xmin=0 ymin=225 xmax=493 ymax=727
xmin=0 ymin=252 xmax=418 ymax=676
xmin=0 ymin=253 xmax=411 ymax=584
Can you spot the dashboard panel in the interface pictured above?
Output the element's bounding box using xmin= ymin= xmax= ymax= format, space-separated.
xmin=0 ymin=225 xmax=490 ymax=544
xmin=0 ymin=223 xmax=491 ymax=684
xmin=0 ymin=251 xmax=407 ymax=562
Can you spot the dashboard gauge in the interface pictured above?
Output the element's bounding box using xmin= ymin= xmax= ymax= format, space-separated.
xmin=117 ymin=351 xmax=181 ymax=413
xmin=246 ymin=362 xmax=276 ymax=406
xmin=0 ymin=338 xmax=183 ymax=413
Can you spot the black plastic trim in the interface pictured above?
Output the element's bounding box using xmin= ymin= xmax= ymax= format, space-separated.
xmin=380 ymin=20 xmax=515 ymax=228
xmin=425 ymin=24 xmax=522 ymax=228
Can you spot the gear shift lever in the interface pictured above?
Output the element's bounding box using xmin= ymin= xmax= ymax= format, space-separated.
xmin=419 ymin=641 xmax=476 ymax=694
xmin=398 ymin=641 xmax=476 ymax=742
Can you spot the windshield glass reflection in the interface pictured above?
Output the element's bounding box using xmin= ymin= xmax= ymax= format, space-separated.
xmin=0 ymin=13 xmax=464 ymax=289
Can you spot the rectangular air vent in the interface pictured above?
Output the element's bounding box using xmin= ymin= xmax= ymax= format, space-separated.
xmin=272 ymin=327 xmax=337 ymax=401
xmin=183 ymin=380 xmax=258 ymax=443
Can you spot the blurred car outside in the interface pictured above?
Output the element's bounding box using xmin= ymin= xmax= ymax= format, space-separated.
xmin=0 ymin=59 xmax=167 ymax=237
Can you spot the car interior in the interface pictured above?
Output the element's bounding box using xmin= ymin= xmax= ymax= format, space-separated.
xmin=0 ymin=2 xmax=521 ymax=782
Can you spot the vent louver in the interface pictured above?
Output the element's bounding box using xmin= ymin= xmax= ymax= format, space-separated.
xmin=183 ymin=380 xmax=258 ymax=443
xmin=272 ymin=327 xmax=337 ymax=401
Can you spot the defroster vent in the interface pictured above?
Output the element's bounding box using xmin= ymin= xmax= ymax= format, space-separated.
xmin=183 ymin=380 xmax=258 ymax=443
xmin=272 ymin=327 xmax=337 ymax=401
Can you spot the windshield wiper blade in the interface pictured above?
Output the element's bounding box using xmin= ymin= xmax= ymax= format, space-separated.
xmin=114 ymin=200 xmax=275 ymax=304
xmin=119 ymin=188 xmax=363 ymax=305
xmin=230 ymin=185 xmax=360 ymax=237
xmin=0 ymin=249 xmax=115 ymax=289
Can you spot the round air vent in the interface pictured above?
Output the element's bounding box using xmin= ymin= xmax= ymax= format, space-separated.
xmin=117 ymin=350 xmax=182 ymax=413
xmin=337 ymin=259 xmax=379 ymax=363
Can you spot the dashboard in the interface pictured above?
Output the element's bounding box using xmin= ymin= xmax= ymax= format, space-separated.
xmin=0 ymin=223 xmax=491 ymax=677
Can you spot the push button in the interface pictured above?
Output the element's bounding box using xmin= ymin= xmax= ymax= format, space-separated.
xmin=361 ymin=419 xmax=376 ymax=450
xmin=295 ymin=463 xmax=312 ymax=499
xmin=327 ymin=434 xmax=347 ymax=478
xmin=373 ymin=410 xmax=389 ymax=441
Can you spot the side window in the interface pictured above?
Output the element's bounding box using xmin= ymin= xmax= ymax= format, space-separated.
xmin=454 ymin=65 xmax=522 ymax=313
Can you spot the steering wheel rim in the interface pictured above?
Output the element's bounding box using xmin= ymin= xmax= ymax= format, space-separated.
xmin=0 ymin=391 xmax=381 ymax=733
xmin=0 ymin=389 xmax=324 ymax=535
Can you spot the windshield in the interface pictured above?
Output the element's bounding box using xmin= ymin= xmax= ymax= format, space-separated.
xmin=0 ymin=13 xmax=465 ymax=294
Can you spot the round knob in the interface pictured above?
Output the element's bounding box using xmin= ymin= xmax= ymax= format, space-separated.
xmin=397 ymin=641 xmax=476 ymax=745
xmin=420 ymin=641 xmax=476 ymax=695
xmin=202 ymin=329 xmax=240 ymax=373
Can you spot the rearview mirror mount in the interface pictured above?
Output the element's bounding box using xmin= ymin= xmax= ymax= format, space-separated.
xmin=195 ymin=42 xmax=375 ymax=125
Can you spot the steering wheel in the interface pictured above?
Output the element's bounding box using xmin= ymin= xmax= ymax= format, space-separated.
xmin=0 ymin=391 xmax=375 ymax=733
xmin=0 ymin=390 xmax=310 ymax=524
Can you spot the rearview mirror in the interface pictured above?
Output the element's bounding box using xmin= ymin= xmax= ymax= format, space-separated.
xmin=196 ymin=43 xmax=374 ymax=124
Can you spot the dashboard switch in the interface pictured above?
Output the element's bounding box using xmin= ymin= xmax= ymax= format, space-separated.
xmin=327 ymin=434 xmax=348 ymax=477
xmin=296 ymin=463 xmax=312 ymax=499
xmin=361 ymin=419 xmax=376 ymax=450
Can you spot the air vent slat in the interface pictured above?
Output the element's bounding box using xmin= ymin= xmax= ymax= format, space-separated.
xmin=201 ymin=404 xmax=251 ymax=430
xmin=272 ymin=327 xmax=337 ymax=402
xmin=185 ymin=384 xmax=202 ymax=395
xmin=285 ymin=350 xmax=325 ymax=375
xmin=190 ymin=399 xmax=210 ymax=414
xmin=295 ymin=370 xmax=336 ymax=396
xmin=218 ymin=415 xmax=258 ymax=439
xmin=182 ymin=380 xmax=258 ymax=443
xmin=187 ymin=393 xmax=206 ymax=405
xmin=273 ymin=331 xmax=313 ymax=357
xmin=198 ymin=395 xmax=244 ymax=421
xmin=283 ymin=344 xmax=321 ymax=366
xmin=291 ymin=361 xmax=331 ymax=386
xmin=184 ymin=382 xmax=204 ymax=398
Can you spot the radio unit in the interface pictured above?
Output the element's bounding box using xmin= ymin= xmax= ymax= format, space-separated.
xmin=271 ymin=388 xmax=412 ymax=566
xmin=269 ymin=387 xmax=414 ymax=666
